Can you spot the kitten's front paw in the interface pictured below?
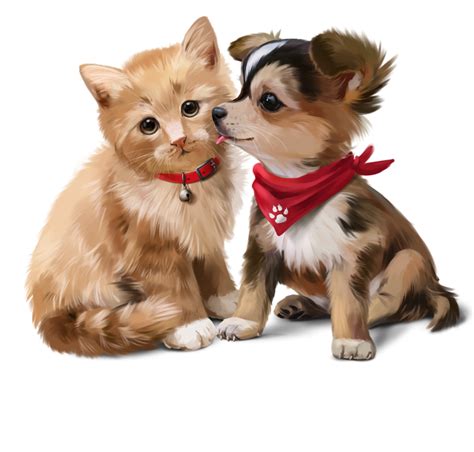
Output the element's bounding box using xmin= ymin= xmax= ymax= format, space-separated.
xmin=332 ymin=338 xmax=376 ymax=360
xmin=217 ymin=317 xmax=260 ymax=341
xmin=163 ymin=318 xmax=216 ymax=351
xmin=204 ymin=290 xmax=239 ymax=319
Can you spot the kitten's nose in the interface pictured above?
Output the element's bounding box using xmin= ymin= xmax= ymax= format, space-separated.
xmin=212 ymin=107 xmax=227 ymax=123
xmin=171 ymin=136 xmax=187 ymax=148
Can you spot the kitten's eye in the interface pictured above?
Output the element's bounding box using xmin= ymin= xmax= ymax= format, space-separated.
xmin=140 ymin=117 xmax=159 ymax=135
xmin=259 ymin=92 xmax=283 ymax=112
xmin=181 ymin=100 xmax=200 ymax=117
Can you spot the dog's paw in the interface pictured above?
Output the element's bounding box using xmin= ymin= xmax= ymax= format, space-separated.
xmin=217 ymin=317 xmax=260 ymax=341
xmin=204 ymin=290 xmax=239 ymax=319
xmin=332 ymin=338 xmax=376 ymax=360
xmin=275 ymin=295 xmax=329 ymax=320
xmin=163 ymin=318 xmax=216 ymax=351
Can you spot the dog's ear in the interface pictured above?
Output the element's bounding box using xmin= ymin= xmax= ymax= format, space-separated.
xmin=182 ymin=16 xmax=219 ymax=68
xmin=80 ymin=64 xmax=131 ymax=108
xmin=229 ymin=31 xmax=281 ymax=61
xmin=310 ymin=30 xmax=395 ymax=114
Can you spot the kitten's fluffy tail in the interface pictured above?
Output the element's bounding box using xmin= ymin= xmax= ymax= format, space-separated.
xmin=38 ymin=299 xmax=180 ymax=357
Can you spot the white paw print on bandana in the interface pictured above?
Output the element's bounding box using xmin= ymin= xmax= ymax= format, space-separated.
xmin=269 ymin=205 xmax=289 ymax=223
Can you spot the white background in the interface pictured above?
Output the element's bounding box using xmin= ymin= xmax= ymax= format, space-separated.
xmin=0 ymin=1 xmax=472 ymax=451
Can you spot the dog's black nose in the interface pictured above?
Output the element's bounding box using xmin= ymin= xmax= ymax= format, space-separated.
xmin=212 ymin=106 xmax=227 ymax=122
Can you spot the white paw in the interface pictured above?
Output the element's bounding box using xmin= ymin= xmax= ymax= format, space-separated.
xmin=205 ymin=290 xmax=239 ymax=319
xmin=269 ymin=204 xmax=288 ymax=224
xmin=332 ymin=338 xmax=376 ymax=360
xmin=217 ymin=317 xmax=260 ymax=341
xmin=163 ymin=318 xmax=216 ymax=351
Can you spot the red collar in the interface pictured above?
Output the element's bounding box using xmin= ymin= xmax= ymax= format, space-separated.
xmin=253 ymin=145 xmax=394 ymax=236
xmin=155 ymin=157 xmax=221 ymax=184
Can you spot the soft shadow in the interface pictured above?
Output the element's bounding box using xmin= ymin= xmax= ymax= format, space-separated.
xmin=368 ymin=300 xmax=470 ymax=347
xmin=457 ymin=301 xmax=469 ymax=326
xmin=262 ymin=316 xmax=331 ymax=339
xmin=265 ymin=316 xmax=410 ymax=349
xmin=105 ymin=302 xmax=470 ymax=358
xmin=370 ymin=322 xmax=409 ymax=347
xmin=101 ymin=343 xmax=169 ymax=360
xmin=262 ymin=315 xmax=433 ymax=349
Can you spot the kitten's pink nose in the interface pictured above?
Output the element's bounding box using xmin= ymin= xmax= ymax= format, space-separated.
xmin=171 ymin=136 xmax=187 ymax=148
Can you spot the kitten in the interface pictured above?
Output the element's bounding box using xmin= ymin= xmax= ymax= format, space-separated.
xmin=26 ymin=17 xmax=241 ymax=356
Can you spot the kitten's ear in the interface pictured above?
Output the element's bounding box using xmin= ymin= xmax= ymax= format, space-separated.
xmin=229 ymin=31 xmax=281 ymax=61
xmin=79 ymin=64 xmax=131 ymax=107
xmin=182 ymin=16 xmax=219 ymax=68
xmin=310 ymin=30 xmax=395 ymax=114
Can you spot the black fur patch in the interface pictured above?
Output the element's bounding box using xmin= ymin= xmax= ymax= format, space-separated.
xmin=338 ymin=195 xmax=373 ymax=237
xmin=235 ymin=39 xmax=319 ymax=102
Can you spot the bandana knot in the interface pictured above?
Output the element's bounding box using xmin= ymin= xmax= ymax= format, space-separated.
xmin=352 ymin=145 xmax=394 ymax=176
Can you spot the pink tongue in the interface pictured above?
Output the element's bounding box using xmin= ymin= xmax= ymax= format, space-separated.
xmin=216 ymin=135 xmax=228 ymax=145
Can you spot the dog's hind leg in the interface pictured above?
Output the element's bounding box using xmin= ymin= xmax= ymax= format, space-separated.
xmin=369 ymin=249 xmax=428 ymax=326
xmin=368 ymin=249 xmax=442 ymax=328
xmin=274 ymin=294 xmax=329 ymax=320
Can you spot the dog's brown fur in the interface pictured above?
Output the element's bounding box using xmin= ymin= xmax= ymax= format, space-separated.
xmin=26 ymin=17 xmax=241 ymax=356
xmin=215 ymin=30 xmax=459 ymax=359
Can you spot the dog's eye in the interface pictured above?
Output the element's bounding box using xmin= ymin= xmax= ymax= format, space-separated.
xmin=140 ymin=117 xmax=160 ymax=135
xmin=259 ymin=92 xmax=283 ymax=112
xmin=181 ymin=100 xmax=200 ymax=117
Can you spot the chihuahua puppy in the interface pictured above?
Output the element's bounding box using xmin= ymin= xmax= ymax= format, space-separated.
xmin=212 ymin=30 xmax=459 ymax=359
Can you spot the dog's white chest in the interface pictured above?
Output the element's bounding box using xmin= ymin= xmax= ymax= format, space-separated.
xmin=269 ymin=193 xmax=353 ymax=271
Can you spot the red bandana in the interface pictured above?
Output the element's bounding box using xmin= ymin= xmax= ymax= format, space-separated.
xmin=252 ymin=145 xmax=394 ymax=236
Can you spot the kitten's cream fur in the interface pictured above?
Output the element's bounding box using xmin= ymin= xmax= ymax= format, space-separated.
xmin=26 ymin=17 xmax=241 ymax=356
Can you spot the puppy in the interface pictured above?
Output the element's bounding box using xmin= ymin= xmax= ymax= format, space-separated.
xmin=212 ymin=30 xmax=459 ymax=360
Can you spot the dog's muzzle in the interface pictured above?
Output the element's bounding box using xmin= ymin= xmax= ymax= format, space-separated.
xmin=212 ymin=106 xmax=227 ymax=125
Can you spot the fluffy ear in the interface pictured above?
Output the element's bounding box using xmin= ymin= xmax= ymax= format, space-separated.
xmin=80 ymin=64 xmax=130 ymax=107
xmin=228 ymin=31 xmax=281 ymax=61
xmin=310 ymin=30 xmax=395 ymax=114
xmin=182 ymin=16 xmax=219 ymax=67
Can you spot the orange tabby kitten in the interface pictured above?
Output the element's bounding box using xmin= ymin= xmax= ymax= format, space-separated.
xmin=26 ymin=17 xmax=241 ymax=356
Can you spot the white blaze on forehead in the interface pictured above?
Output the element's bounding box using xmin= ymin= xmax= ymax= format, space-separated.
xmin=244 ymin=40 xmax=288 ymax=80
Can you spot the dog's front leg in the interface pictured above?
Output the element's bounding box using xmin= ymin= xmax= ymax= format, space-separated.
xmin=217 ymin=235 xmax=281 ymax=340
xmin=328 ymin=262 xmax=376 ymax=360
